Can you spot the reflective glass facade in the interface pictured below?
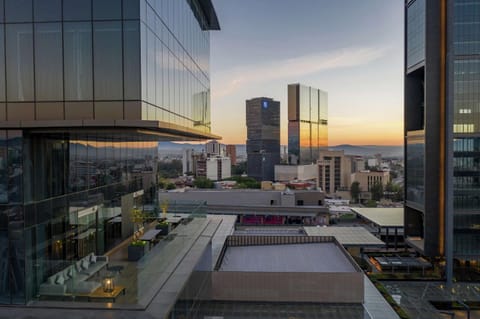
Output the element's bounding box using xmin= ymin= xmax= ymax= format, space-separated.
xmin=288 ymin=84 xmax=328 ymax=165
xmin=406 ymin=0 xmax=425 ymax=69
xmin=452 ymin=0 xmax=480 ymax=258
xmin=246 ymin=98 xmax=280 ymax=181
xmin=405 ymin=0 xmax=480 ymax=261
xmin=140 ymin=0 xmax=211 ymax=133
xmin=0 ymin=0 xmax=218 ymax=304
xmin=0 ymin=0 xmax=212 ymax=135
xmin=405 ymin=135 xmax=424 ymax=208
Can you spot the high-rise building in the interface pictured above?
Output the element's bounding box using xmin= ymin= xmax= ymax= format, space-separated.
xmin=0 ymin=0 xmax=220 ymax=304
xmin=226 ymin=144 xmax=237 ymax=165
xmin=318 ymin=150 xmax=352 ymax=194
xmin=183 ymin=149 xmax=195 ymax=175
xmin=246 ymin=97 xmax=280 ymax=181
xmin=206 ymin=140 xmax=225 ymax=156
xmin=196 ymin=156 xmax=231 ymax=181
xmin=404 ymin=0 xmax=480 ymax=270
xmin=288 ymin=83 xmax=328 ymax=165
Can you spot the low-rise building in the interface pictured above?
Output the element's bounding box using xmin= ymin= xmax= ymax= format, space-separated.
xmin=159 ymin=189 xmax=328 ymax=225
xmin=274 ymin=164 xmax=318 ymax=182
xmin=351 ymin=170 xmax=390 ymax=192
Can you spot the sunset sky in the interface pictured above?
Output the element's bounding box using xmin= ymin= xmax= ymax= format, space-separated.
xmin=210 ymin=0 xmax=404 ymax=146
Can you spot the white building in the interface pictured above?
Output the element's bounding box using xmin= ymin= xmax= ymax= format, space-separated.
xmin=205 ymin=156 xmax=231 ymax=181
xmin=182 ymin=149 xmax=195 ymax=174
xmin=206 ymin=140 xmax=226 ymax=157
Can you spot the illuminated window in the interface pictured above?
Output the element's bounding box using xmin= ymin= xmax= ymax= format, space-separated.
xmin=454 ymin=124 xmax=475 ymax=133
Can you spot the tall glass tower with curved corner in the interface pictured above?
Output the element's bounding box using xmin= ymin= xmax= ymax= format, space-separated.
xmin=404 ymin=0 xmax=480 ymax=280
xmin=0 ymin=0 xmax=220 ymax=304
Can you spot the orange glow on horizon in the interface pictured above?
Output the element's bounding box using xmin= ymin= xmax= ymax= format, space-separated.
xmin=215 ymin=121 xmax=403 ymax=146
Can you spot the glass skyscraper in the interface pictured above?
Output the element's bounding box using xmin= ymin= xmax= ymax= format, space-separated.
xmin=404 ymin=0 xmax=480 ymax=274
xmin=246 ymin=97 xmax=280 ymax=181
xmin=287 ymin=83 xmax=328 ymax=165
xmin=0 ymin=0 xmax=219 ymax=304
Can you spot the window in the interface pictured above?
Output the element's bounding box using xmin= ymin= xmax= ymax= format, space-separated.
xmin=6 ymin=24 xmax=34 ymax=101
xmin=64 ymin=22 xmax=93 ymax=100
xmin=93 ymin=21 xmax=123 ymax=100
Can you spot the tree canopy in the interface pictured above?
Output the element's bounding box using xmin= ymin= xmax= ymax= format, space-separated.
xmin=350 ymin=181 xmax=361 ymax=203
xmin=194 ymin=176 xmax=214 ymax=188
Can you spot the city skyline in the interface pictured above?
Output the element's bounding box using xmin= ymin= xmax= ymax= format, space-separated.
xmin=210 ymin=0 xmax=403 ymax=146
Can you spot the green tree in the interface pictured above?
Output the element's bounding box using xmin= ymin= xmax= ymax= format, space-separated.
xmin=194 ymin=176 xmax=214 ymax=189
xmin=165 ymin=182 xmax=176 ymax=190
xmin=350 ymin=181 xmax=361 ymax=203
xmin=157 ymin=159 xmax=183 ymax=178
xmin=224 ymin=175 xmax=260 ymax=189
xmin=385 ymin=182 xmax=404 ymax=202
xmin=385 ymin=181 xmax=395 ymax=193
xmin=366 ymin=199 xmax=377 ymax=207
xmin=232 ymin=161 xmax=247 ymax=175
xmin=370 ymin=181 xmax=384 ymax=201
xmin=158 ymin=179 xmax=166 ymax=189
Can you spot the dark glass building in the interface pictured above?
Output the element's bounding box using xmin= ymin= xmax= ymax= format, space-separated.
xmin=0 ymin=0 xmax=219 ymax=304
xmin=404 ymin=0 xmax=480 ymax=268
xmin=288 ymin=83 xmax=328 ymax=165
xmin=246 ymin=97 xmax=280 ymax=181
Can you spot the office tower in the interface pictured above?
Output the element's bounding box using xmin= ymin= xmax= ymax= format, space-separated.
xmin=206 ymin=140 xmax=222 ymax=156
xmin=404 ymin=0 xmax=480 ymax=271
xmin=288 ymin=83 xmax=328 ymax=165
xmin=226 ymin=144 xmax=237 ymax=165
xmin=246 ymin=97 xmax=280 ymax=181
xmin=183 ymin=149 xmax=195 ymax=175
xmin=318 ymin=150 xmax=352 ymax=194
xmin=0 ymin=0 xmax=219 ymax=304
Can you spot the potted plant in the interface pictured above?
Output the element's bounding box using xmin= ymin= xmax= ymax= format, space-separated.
xmin=160 ymin=199 xmax=169 ymax=219
xmin=155 ymin=220 xmax=170 ymax=235
xmin=128 ymin=240 xmax=147 ymax=261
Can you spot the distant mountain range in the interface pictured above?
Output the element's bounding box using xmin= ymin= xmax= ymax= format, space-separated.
xmin=158 ymin=142 xmax=403 ymax=158
xmin=328 ymin=144 xmax=403 ymax=158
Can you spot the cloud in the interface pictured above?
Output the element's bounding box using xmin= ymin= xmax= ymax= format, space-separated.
xmin=212 ymin=46 xmax=389 ymax=98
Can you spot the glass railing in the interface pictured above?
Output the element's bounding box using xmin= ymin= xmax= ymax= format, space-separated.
xmin=32 ymin=215 xmax=212 ymax=307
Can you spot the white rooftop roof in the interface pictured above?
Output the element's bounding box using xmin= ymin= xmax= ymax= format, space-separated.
xmin=304 ymin=226 xmax=385 ymax=246
xmin=351 ymin=208 xmax=404 ymax=227
xmin=219 ymin=243 xmax=356 ymax=272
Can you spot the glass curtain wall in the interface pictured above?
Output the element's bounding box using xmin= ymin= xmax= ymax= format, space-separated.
xmin=21 ymin=132 xmax=157 ymax=303
xmin=296 ymin=85 xmax=328 ymax=165
xmin=452 ymin=0 xmax=480 ymax=258
xmin=0 ymin=0 xmax=212 ymax=136
xmin=140 ymin=0 xmax=211 ymax=133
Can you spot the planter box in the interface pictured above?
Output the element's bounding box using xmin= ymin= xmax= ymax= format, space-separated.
xmin=128 ymin=244 xmax=146 ymax=261
xmin=155 ymin=223 xmax=170 ymax=235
